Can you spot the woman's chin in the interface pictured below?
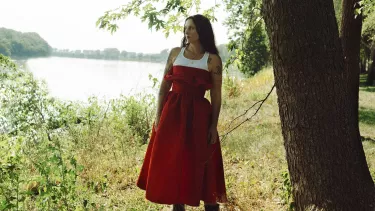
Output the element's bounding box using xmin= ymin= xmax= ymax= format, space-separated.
xmin=187 ymin=39 xmax=197 ymax=44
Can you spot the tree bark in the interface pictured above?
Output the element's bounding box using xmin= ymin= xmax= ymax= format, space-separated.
xmin=361 ymin=43 xmax=371 ymax=73
xmin=341 ymin=0 xmax=362 ymax=126
xmin=261 ymin=0 xmax=375 ymax=210
xmin=367 ymin=49 xmax=375 ymax=85
xmin=360 ymin=50 xmax=367 ymax=74
xmin=360 ymin=59 xmax=366 ymax=73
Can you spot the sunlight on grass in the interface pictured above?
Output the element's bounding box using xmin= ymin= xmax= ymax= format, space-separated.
xmin=2 ymin=66 xmax=374 ymax=211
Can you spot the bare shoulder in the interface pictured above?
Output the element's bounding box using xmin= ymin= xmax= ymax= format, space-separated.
xmin=165 ymin=47 xmax=181 ymax=65
xmin=208 ymin=54 xmax=223 ymax=74
xmin=170 ymin=47 xmax=182 ymax=57
xmin=210 ymin=54 xmax=222 ymax=64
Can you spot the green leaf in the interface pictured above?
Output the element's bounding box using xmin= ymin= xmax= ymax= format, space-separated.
xmin=96 ymin=0 xmax=219 ymax=37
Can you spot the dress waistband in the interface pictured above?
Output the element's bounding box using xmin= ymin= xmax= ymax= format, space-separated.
xmin=171 ymin=84 xmax=206 ymax=98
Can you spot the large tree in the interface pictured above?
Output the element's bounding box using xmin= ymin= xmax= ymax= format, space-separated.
xmin=341 ymin=0 xmax=362 ymax=121
xmin=362 ymin=0 xmax=375 ymax=85
xmin=335 ymin=0 xmax=375 ymax=85
xmin=262 ymin=0 xmax=375 ymax=210
xmin=224 ymin=0 xmax=270 ymax=77
xmin=96 ymin=0 xmax=375 ymax=209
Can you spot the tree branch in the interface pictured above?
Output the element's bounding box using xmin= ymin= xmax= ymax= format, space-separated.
xmin=219 ymin=83 xmax=275 ymax=143
xmin=202 ymin=84 xmax=275 ymax=165
xmin=361 ymin=136 xmax=375 ymax=142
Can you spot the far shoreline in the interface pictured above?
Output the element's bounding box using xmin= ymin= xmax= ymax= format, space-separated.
xmin=13 ymin=55 xmax=164 ymax=64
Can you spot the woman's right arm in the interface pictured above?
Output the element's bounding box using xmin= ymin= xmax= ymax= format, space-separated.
xmin=154 ymin=47 xmax=180 ymax=130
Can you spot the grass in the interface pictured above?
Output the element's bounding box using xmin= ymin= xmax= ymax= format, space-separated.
xmin=2 ymin=68 xmax=374 ymax=211
xmin=49 ymin=67 xmax=287 ymax=211
xmin=214 ymin=67 xmax=286 ymax=210
xmin=359 ymin=73 xmax=375 ymax=182
xmin=72 ymin=68 xmax=375 ymax=210
xmin=70 ymin=68 xmax=287 ymax=211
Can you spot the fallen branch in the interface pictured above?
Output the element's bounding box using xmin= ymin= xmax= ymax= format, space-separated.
xmin=203 ymin=84 xmax=276 ymax=165
xmin=361 ymin=136 xmax=375 ymax=142
xmin=219 ymin=83 xmax=275 ymax=143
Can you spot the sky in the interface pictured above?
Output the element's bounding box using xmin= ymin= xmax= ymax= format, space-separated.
xmin=0 ymin=0 xmax=230 ymax=54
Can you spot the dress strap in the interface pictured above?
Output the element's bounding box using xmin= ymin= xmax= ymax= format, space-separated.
xmin=203 ymin=52 xmax=210 ymax=65
xmin=180 ymin=47 xmax=186 ymax=57
xmin=173 ymin=47 xmax=185 ymax=66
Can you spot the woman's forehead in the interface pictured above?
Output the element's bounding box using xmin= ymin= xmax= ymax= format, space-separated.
xmin=184 ymin=19 xmax=195 ymax=27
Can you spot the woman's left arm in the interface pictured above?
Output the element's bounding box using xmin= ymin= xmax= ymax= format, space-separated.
xmin=208 ymin=54 xmax=223 ymax=144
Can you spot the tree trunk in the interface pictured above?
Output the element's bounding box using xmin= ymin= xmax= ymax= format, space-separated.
xmin=361 ymin=43 xmax=371 ymax=73
xmin=366 ymin=45 xmax=372 ymax=73
xmin=261 ymin=0 xmax=375 ymax=210
xmin=341 ymin=0 xmax=362 ymax=125
xmin=367 ymin=49 xmax=375 ymax=85
xmin=360 ymin=59 xmax=366 ymax=73
xmin=360 ymin=51 xmax=367 ymax=74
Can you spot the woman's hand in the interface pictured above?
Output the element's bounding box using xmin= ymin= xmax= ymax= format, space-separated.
xmin=207 ymin=125 xmax=219 ymax=145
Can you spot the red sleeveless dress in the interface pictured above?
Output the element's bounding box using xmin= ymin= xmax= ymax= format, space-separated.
xmin=137 ymin=54 xmax=227 ymax=207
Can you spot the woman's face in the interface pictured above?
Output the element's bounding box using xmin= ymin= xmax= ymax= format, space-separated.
xmin=184 ymin=19 xmax=199 ymax=44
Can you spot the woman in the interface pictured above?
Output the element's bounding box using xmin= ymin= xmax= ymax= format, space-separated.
xmin=137 ymin=14 xmax=227 ymax=211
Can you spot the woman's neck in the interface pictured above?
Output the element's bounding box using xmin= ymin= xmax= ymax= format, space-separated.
xmin=187 ymin=42 xmax=204 ymax=54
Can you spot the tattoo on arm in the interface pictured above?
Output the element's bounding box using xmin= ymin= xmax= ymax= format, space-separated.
xmin=214 ymin=64 xmax=223 ymax=75
xmin=207 ymin=57 xmax=212 ymax=64
xmin=164 ymin=52 xmax=173 ymax=74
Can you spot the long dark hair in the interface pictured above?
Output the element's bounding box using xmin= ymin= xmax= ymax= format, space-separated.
xmin=181 ymin=14 xmax=219 ymax=55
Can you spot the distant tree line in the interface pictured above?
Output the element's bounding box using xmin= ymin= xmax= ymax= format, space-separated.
xmin=0 ymin=27 xmax=233 ymax=65
xmin=51 ymin=44 xmax=232 ymax=63
xmin=52 ymin=48 xmax=170 ymax=63
xmin=0 ymin=28 xmax=52 ymax=58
